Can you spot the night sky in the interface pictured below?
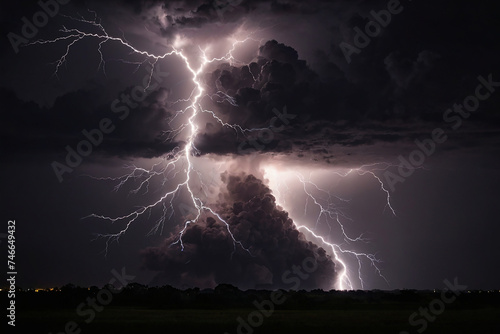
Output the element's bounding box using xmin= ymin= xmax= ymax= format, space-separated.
xmin=1 ymin=0 xmax=500 ymax=291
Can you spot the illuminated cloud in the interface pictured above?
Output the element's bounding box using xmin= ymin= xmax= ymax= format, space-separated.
xmin=141 ymin=172 xmax=337 ymax=290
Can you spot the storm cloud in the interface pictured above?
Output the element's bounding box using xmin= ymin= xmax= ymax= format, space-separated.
xmin=141 ymin=172 xmax=337 ymax=290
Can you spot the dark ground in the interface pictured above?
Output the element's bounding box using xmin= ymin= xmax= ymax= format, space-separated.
xmin=5 ymin=285 xmax=500 ymax=334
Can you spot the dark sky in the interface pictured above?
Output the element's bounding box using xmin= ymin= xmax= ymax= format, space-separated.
xmin=1 ymin=0 xmax=500 ymax=291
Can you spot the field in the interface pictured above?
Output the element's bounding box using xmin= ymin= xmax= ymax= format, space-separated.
xmin=17 ymin=305 xmax=500 ymax=334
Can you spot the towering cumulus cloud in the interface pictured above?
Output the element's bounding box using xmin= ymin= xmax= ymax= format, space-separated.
xmin=141 ymin=172 xmax=337 ymax=290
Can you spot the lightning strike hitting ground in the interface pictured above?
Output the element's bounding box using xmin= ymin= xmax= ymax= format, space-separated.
xmin=264 ymin=164 xmax=395 ymax=290
xmin=27 ymin=11 xmax=398 ymax=290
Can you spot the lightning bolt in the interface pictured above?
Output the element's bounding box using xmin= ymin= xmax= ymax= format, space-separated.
xmin=342 ymin=163 xmax=397 ymax=216
xmin=27 ymin=11 xmax=264 ymax=257
xmin=27 ymin=11 xmax=398 ymax=290
xmin=264 ymin=163 xmax=396 ymax=290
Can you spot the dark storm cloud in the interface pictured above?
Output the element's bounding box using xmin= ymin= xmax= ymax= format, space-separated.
xmin=141 ymin=172 xmax=337 ymax=289
xmin=1 ymin=0 xmax=500 ymax=165
xmin=189 ymin=0 xmax=500 ymax=162
xmin=0 ymin=85 xmax=180 ymax=162
xmin=192 ymin=40 xmax=455 ymax=162
xmin=98 ymin=0 xmax=384 ymax=42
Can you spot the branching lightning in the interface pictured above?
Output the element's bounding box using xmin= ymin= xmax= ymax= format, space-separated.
xmin=264 ymin=163 xmax=397 ymax=290
xmin=28 ymin=11 xmax=399 ymax=290
xmin=28 ymin=12 xmax=263 ymax=257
